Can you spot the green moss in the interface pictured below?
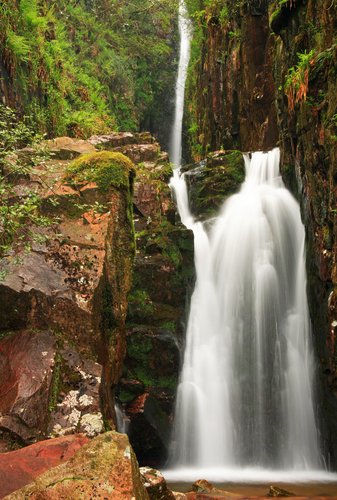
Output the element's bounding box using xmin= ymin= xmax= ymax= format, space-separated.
xmin=0 ymin=330 xmax=15 ymax=341
xmin=127 ymin=366 xmax=177 ymax=390
xmin=187 ymin=150 xmax=245 ymax=219
xmin=128 ymin=289 xmax=155 ymax=320
xmin=66 ymin=151 xmax=134 ymax=192
xmin=49 ymin=352 xmax=62 ymax=412
xmin=117 ymin=388 xmax=137 ymax=404
xmin=128 ymin=335 xmax=153 ymax=361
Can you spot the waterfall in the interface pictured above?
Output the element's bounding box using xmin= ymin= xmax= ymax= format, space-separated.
xmin=169 ymin=0 xmax=192 ymax=168
xmin=170 ymin=148 xmax=323 ymax=472
xmin=165 ymin=0 xmax=336 ymax=483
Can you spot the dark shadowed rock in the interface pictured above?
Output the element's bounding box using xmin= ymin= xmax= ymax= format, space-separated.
xmin=267 ymin=485 xmax=294 ymax=497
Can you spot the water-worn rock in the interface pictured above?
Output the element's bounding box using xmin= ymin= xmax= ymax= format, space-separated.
xmin=0 ymin=434 xmax=89 ymax=498
xmin=140 ymin=467 xmax=175 ymax=499
xmin=267 ymin=485 xmax=294 ymax=497
xmin=6 ymin=431 xmax=149 ymax=499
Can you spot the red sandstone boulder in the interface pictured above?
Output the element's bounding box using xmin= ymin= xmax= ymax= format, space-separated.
xmin=6 ymin=432 xmax=149 ymax=499
xmin=0 ymin=434 xmax=89 ymax=498
xmin=0 ymin=330 xmax=55 ymax=443
xmin=0 ymin=329 xmax=103 ymax=449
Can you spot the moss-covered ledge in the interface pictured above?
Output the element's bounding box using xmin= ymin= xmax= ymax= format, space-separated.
xmin=66 ymin=151 xmax=135 ymax=192
xmin=183 ymin=150 xmax=245 ymax=221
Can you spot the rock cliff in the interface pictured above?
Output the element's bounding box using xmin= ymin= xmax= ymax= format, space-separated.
xmin=185 ymin=0 xmax=337 ymax=464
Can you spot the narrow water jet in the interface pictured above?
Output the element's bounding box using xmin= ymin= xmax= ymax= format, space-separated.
xmin=167 ymin=0 xmax=329 ymax=479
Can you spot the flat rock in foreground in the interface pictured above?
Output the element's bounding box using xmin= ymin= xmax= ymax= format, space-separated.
xmin=6 ymin=431 xmax=149 ymax=499
xmin=0 ymin=434 xmax=89 ymax=498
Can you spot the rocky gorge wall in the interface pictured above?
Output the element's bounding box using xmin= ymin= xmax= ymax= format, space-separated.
xmin=185 ymin=0 xmax=337 ymax=465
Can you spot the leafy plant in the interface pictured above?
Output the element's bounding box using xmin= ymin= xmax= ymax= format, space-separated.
xmin=284 ymin=49 xmax=315 ymax=112
xmin=0 ymin=105 xmax=54 ymax=257
xmin=0 ymin=0 xmax=178 ymax=137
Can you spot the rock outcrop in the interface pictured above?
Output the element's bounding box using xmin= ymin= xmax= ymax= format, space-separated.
xmin=182 ymin=150 xmax=245 ymax=220
xmin=186 ymin=0 xmax=278 ymax=158
xmin=0 ymin=135 xmax=134 ymax=448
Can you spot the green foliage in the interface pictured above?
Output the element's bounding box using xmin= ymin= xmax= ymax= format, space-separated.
xmin=284 ymin=49 xmax=315 ymax=112
xmin=66 ymin=151 xmax=134 ymax=192
xmin=0 ymin=105 xmax=54 ymax=258
xmin=0 ymin=105 xmax=36 ymax=156
xmin=0 ymin=0 xmax=178 ymax=137
xmin=128 ymin=289 xmax=155 ymax=319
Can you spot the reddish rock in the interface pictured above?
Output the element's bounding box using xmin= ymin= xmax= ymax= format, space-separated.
xmin=0 ymin=149 xmax=135 ymax=440
xmin=89 ymin=131 xmax=137 ymax=148
xmin=45 ymin=137 xmax=96 ymax=160
xmin=0 ymin=434 xmax=89 ymax=498
xmin=113 ymin=143 xmax=160 ymax=163
xmin=0 ymin=330 xmax=55 ymax=443
xmin=186 ymin=2 xmax=278 ymax=157
xmin=6 ymin=432 xmax=148 ymax=500
xmin=140 ymin=467 xmax=175 ymax=499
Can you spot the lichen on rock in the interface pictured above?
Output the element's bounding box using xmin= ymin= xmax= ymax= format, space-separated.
xmin=6 ymin=432 xmax=149 ymax=499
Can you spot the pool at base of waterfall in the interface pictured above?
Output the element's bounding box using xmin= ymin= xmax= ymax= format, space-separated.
xmin=163 ymin=469 xmax=337 ymax=496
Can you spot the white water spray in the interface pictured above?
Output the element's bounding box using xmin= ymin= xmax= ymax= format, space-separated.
xmin=166 ymin=0 xmax=330 ymax=479
xmin=170 ymin=148 xmax=322 ymax=471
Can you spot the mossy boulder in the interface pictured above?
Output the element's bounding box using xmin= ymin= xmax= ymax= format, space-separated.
xmin=183 ymin=150 xmax=245 ymax=221
xmin=7 ymin=432 xmax=149 ymax=499
xmin=66 ymin=151 xmax=135 ymax=192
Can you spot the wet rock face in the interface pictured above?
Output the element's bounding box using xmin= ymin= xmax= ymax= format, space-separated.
xmin=0 ymin=331 xmax=102 ymax=448
xmin=114 ymin=143 xmax=194 ymax=467
xmin=187 ymin=0 xmax=278 ymax=158
xmin=6 ymin=432 xmax=149 ymax=499
xmin=183 ymin=150 xmax=245 ymax=220
xmin=0 ymin=330 xmax=55 ymax=444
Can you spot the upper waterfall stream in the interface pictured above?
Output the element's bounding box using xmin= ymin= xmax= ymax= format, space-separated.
xmin=164 ymin=0 xmax=337 ymax=483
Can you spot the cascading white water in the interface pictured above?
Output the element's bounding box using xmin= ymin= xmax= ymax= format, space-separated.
xmin=166 ymin=0 xmax=333 ymax=481
xmin=170 ymin=148 xmax=322 ymax=471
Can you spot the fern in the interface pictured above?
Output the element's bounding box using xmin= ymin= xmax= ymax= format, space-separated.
xmin=5 ymin=30 xmax=30 ymax=62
